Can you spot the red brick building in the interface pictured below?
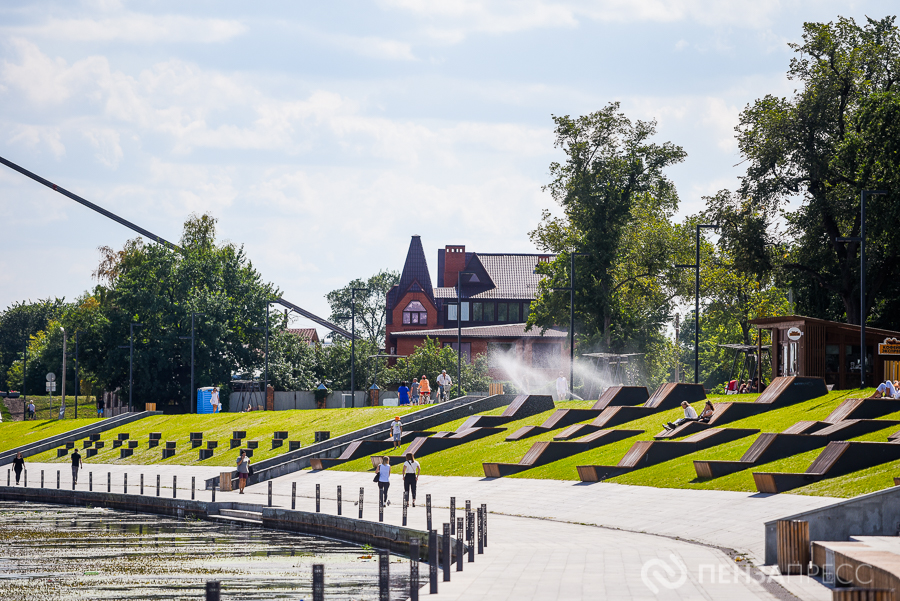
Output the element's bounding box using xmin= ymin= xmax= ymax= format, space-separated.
xmin=385 ymin=236 xmax=567 ymax=378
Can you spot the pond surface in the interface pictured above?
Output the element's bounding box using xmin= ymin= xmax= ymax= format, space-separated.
xmin=0 ymin=501 xmax=412 ymax=601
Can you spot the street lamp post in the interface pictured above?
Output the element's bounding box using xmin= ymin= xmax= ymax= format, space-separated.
xmin=349 ymin=288 xmax=368 ymax=409
xmin=74 ymin=331 xmax=79 ymax=419
xmin=836 ymin=189 xmax=888 ymax=388
xmin=675 ymin=224 xmax=719 ymax=385
xmin=179 ymin=312 xmax=206 ymax=413
xmin=455 ymin=272 xmax=476 ymax=399
xmin=552 ymin=253 xmax=589 ymax=400
xmin=118 ymin=322 xmax=143 ymax=413
xmin=21 ymin=341 xmax=27 ymax=420
xmin=60 ymin=327 xmax=67 ymax=418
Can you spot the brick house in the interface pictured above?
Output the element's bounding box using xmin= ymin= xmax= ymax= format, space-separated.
xmin=385 ymin=236 xmax=568 ymax=379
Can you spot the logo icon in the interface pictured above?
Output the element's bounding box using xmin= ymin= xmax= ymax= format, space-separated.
xmin=641 ymin=554 xmax=688 ymax=594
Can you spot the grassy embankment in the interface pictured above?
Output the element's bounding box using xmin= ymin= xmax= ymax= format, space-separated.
xmin=0 ymin=418 xmax=102 ymax=454
xmin=26 ymin=405 xmax=426 ymax=467
xmin=2 ymin=394 xmax=99 ymax=421
xmin=334 ymin=388 xmax=900 ymax=497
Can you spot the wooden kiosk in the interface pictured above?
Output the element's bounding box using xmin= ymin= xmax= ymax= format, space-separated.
xmin=750 ymin=315 xmax=900 ymax=390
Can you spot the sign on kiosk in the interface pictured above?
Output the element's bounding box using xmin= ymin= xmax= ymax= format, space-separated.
xmin=878 ymin=337 xmax=900 ymax=356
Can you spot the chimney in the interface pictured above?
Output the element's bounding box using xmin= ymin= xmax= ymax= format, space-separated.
xmin=444 ymin=245 xmax=466 ymax=287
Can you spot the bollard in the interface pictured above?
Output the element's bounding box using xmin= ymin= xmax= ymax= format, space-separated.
xmin=72 ymin=472 xmax=76 ymax=490
xmin=6 ymin=469 xmax=8 ymax=486
xmin=57 ymin=470 xmax=60 ymax=489
xmin=442 ymin=523 xmax=451 ymax=581
xmin=379 ymin=493 xmax=384 ymax=523
xmin=156 ymin=474 xmax=160 ymax=497
xmin=477 ymin=507 xmax=483 ymax=554
xmin=450 ymin=497 xmax=456 ymax=534
xmin=426 ymin=494 xmax=432 ymax=531
xmin=268 ymin=481 xmax=272 ymax=507
xmin=428 ymin=529 xmax=438 ymax=594
xmin=312 ymin=564 xmax=324 ymax=601
xmin=41 ymin=469 xmax=44 ymax=488
xmin=107 ymin=472 xmax=111 ymax=493
xmin=205 ymin=579 xmax=220 ymax=601
xmin=402 ymin=491 xmax=408 ymax=526
xmin=292 ymin=482 xmax=296 ymax=510
xmin=24 ymin=469 xmax=26 ymax=487
xmin=466 ymin=511 xmax=475 ymax=563
xmin=456 ymin=518 xmax=464 ymax=571
xmin=337 ymin=485 xmax=342 ymax=516
xmin=124 ymin=473 xmax=128 ymax=494
xmin=140 ymin=473 xmax=143 ymax=495
xmin=316 ymin=483 xmax=320 ymax=512
xmin=89 ymin=471 xmax=92 ymax=491
xmin=358 ymin=487 xmax=364 ymax=519
xmin=211 ymin=483 xmax=216 ymax=503
xmin=192 ymin=476 xmax=196 ymax=500
xmin=482 ymin=503 xmax=488 ymax=547
xmin=173 ymin=475 xmax=177 ymax=499
xmin=409 ymin=538 xmax=420 ymax=601
xmin=378 ymin=550 xmax=390 ymax=601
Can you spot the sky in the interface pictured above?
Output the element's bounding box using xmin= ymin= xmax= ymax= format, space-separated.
xmin=0 ymin=0 xmax=891 ymax=336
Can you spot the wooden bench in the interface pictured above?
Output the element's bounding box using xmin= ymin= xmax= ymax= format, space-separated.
xmin=162 ymin=449 xmax=175 ymax=459
xmin=198 ymin=449 xmax=214 ymax=460
xmin=119 ymin=449 xmax=133 ymax=459
xmin=289 ymin=441 xmax=302 ymax=452
xmin=86 ymin=448 xmax=98 ymax=458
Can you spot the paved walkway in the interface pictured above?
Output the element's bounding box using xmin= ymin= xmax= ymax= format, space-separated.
xmin=11 ymin=462 xmax=838 ymax=600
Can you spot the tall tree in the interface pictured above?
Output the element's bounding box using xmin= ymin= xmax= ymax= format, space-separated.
xmin=326 ymin=270 xmax=400 ymax=345
xmin=0 ymin=298 xmax=66 ymax=389
xmin=528 ymin=103 xmax=688 ymax=353
xmin=737 ymin=16 xmax=900 ymax=328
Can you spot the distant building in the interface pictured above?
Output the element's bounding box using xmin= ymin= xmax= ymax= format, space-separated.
xmin=385 ymin=236 xmax=567 ymax=379
xmin=286 ymin=328 xmax=320 ymax=346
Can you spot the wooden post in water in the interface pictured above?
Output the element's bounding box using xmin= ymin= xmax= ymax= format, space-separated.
xmin=409 ymin=538 xmax=420 ymax=601
xmin=312 ymin=564 xmax=324 ymax=601
xmin=379 ymin=550 xmax=390 ymax=601
xmin=428 ymin=529 xmax=438 ymax=594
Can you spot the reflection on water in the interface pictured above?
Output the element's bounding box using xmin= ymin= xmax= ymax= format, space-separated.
xmin=0 ymin=501 xmax=411 ymax=600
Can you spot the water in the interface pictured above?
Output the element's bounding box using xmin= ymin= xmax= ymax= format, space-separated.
xmin=0 ymin=501 xmax=411 ymax=601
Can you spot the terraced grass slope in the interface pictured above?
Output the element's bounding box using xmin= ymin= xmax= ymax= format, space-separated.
xmin=27 ymin=406 xmax=426 ymax=467
xmin=0 ymin=418 xmax=102 ymax=454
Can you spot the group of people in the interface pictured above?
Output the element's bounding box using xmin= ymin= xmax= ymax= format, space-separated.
xmin=397 ymin=370 xmax=452 ymax=405
xmin=376 ymin=452 xmax=422 ymax=507
xmin=725 ymin=378 xmax=766 ymax=394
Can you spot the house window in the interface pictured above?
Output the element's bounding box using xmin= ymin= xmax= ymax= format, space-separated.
xmin=483 ymin=303 xmax=494 ymax=322
xmin=402 ymin=300 xmax=428 ymax=326
xmin=509 ymin=303 xmax=520 ymax=322
xmin=532 ymin=343 xmax=561 ymax=368
xmin=447 ymin=304 xmax=458 ymax=321
xmin=473 ymin=302 xmax=483 ymax=321
xmin=497 ymin=303 xmax=508 ymax=322
xmin=444 ymin=342 xmax=472 ymax=363
xmin=461 ymin=302 xmax=469 ymax=321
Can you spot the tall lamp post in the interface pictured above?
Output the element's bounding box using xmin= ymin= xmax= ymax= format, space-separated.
xmin=836 ymin=189 xmax=888 ymax=388
xmin=21 ymin=341 xmax=27 ymax=420
xmin=552 ymin=253 xmax=590 ymax=400
xmin=349 ymin=288 xmax=368 ymax=409
xmin=74 ymin=331 xmax=79 ymax=419
xmin=179 ymin=312 xmax=205 ymax=413
xmin=675 ymin=223 xmax=719 ymax=385
xmin=453 ymin=272 xmax=476 ymax=399
xmin=117 ymin=322 xmax=143 ymax=413
xmin=60 ymin=327 xmax=67 ymax=418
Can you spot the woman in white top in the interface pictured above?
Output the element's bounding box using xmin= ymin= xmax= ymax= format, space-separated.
xmin=402 ymin=452 xmax=421 ymax=506
xmin=236 ymin=450 xmax=250 ymax=494
xmin=378 ymin=456 xmax=391 ymax=506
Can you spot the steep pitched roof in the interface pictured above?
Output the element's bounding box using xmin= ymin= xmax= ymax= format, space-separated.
xmin=388 ymin=236 xmax=434 ymax=315
xmin=286 ymin=328 xmax=320 ymax=344
xmin=432 ymin=253 xmax=548 ymax=300
xmin=392 ymin=323 xmax=567 ymax=339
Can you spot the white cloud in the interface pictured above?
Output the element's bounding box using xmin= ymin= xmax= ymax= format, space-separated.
xmin=12 ymin=14 xmax=246 ymax=44
xmin=82 ymin=128 xmax=123 ymax=168
xmin=8 ymin=124 xmax=66 ymax=158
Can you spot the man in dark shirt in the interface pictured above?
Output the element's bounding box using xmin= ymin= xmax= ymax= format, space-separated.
xmin=71 ymin=449 xmax=82 ymax=486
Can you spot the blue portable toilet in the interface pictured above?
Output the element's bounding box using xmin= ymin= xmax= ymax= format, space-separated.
xmin=197 ymin=387 xmax=214 ymax=414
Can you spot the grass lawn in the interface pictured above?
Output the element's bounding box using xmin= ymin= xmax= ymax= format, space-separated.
xmin=0 ymin=418 xmax=102 ymax=454
xmin=2 ymin=394 xmax=99 ymax=421
xmin=27 ymin=405 xmax=427 ymax=467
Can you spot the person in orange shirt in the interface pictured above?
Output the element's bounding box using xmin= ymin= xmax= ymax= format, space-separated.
xmin=418 ymin=375 xmax=431 ymax=404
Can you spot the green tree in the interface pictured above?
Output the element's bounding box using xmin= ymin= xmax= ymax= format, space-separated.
xmin=529 ymin=103 xmax=688 ymax=354
xmin=380 ymin=337 xmax=491 ymax=395
xmin=326 ymin=270 xmax=400 ymax=344
xmin=737 ymin=16 xmax=900 ymax=329
xmin=267 ymin=326 xmax=317 ymax=391
xmin=0 ymin=298 xmax=66 ymax=389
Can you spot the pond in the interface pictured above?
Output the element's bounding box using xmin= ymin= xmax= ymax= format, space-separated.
xmin=0 ymin=501 xmax=412 ymax=600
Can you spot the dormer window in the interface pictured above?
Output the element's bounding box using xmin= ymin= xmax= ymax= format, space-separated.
xmin=403 ymin=300 xmax=428 ymax=325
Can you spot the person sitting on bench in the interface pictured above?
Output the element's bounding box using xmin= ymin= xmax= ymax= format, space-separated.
xmin=871 ymin=380 xmax=900 ymax=399
xmin=664 ymin=401 xmax=699 ymax=430
xmin=698 ymin=400 xmax=715 ymax=423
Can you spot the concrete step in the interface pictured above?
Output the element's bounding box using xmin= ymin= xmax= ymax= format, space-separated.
xmin=217 ymin=508 xmax=263 ymax=522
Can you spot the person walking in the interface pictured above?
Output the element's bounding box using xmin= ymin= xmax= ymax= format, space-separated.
xmin=410 ymin=378 xmax=420 ymax=406
xmin=378 ymin=456 xmax=391 ymax=506
xmin=402 ymin=452 xmax=421 ymax=507
xmin=436 ymin=370 xmax=452 ymax=402
xmin=398 ymin=382 xmax=410 ymax=406
xmin=71 ymin=448 xmax=82 ymax=486
xmin=13 ymin=452 xmax=25 ymax=485
xmin=27 ymin=401 xmax=35 ymax=420
xmin=418 ymin=375 xmax=431 ymax=404
xmin=391 ymin=416 xmax=403 ymax=450
xmin=210 ymin=387 xmax=221 ymax=413
xmin=236 ymin=450 xmax=250 ymax=494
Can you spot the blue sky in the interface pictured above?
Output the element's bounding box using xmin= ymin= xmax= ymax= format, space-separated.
xmin=0 ymin=0 xmax=890 ymax=334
